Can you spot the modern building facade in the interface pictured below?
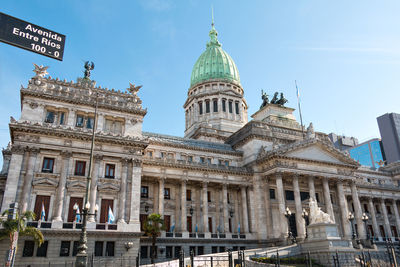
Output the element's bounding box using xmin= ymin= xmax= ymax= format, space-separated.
xmin=2 ymin=22 xmax=400 ymax=266
xmin=377 ymin=113 xmax=400 ymax=164
xmin=347 ymin=138 xmax=385 ymax=169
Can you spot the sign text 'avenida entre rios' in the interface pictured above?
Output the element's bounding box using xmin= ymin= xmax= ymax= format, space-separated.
xmin=0 ymin=12 xmax=66 ymax=61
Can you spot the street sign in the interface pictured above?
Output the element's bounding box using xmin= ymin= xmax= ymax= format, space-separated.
xmin=0 ymin=12 xmax=66 ymax=61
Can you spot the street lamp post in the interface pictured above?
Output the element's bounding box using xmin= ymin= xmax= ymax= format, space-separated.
xmin=285 ymin=207 xmax=295 ymax=243
xmin=75 ymin=69 xmax=99 ymax=267
xmin=302 ymin=208 xmax=309 ymax=239
xmin=362 ymin=212 xmax=370 ymax=240
xmin=348 ymin=212 xmax=356 ymax=239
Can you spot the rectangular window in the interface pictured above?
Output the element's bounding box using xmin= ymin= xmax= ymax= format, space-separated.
xmin=300 ymin=192 xmax=310 ymax=201
xmin=160 ymin=152 xmax=165 ymax=158
xmin=235 ymin=102 xmax=239 ymax=114
xmin=72 ymin=241 xmax=79 ymax=256
xmin=222 ymin=99 xmax=226 ymax=112
xmin=60 ymin=241 xmax=71 ymax=256
xmin=212 ymin=247 xmax=218 ymax=254
xmin=224 ymin=160 xmax=229 ymax=166
xmin=164 ymin=188 xmax=171 ymax=199
xmin=198 ymin=246 xmax=204 ymax=255
xmin=140 ymin=214 xmax=147 ymax=231
xmin=74 ymin=161 xmax=86 ymax=176
xmin=387 ymin=206 xmax=392 ymax=215
xmin=205 ymin=100 xmax=210 ymax=113
xmin=86 ymin=117 xmax=94 ymax=129
xmin=207 ymin=191 xmax=211 ymax=202
xmin=200 ymin=157 xmax=205 ymax=164
xmin=285 ymin=190 xmax=294 ymax=201
xmin=45 ymin=111 xmax=55 ymax=123
xmin=105 ymin=164 xmax=115 ymax=178
xmin=188 ymin=156 xmax=193 ymax=162
xmin=42 ymin=157 xmax=54 ymax=173
xmin=147 ymin=151 xmax=153 ymax=158
xmin=364 ymin=204 xmax=369 ymax=213
xmin=166 ymin=246 xmax=173 ymax=259
xmin=207 ymin=158 xmax=212 ymax=164
xmin=36 ymin=241 xmax=48 ymax=257
xmin=59 ymin=112 xmax=65 ymax=125
xmin=105 ymin=242 xmax=115 ymax=256
xmin=315 ymin=193 xmax=320 ymax=202
xmin=376 ymin=205 xmax=381 ymax=214
xmin=95 ymin=241 xmax=103 ymax=256
xmin=213 ymin=99 xmax=218 ymax=112
xmin=141 ymin=186 xmax=149 ymax=198
xmin=228 ymin=101 xmax=233 ymax=113
xmin=199 ymin=102 xmax=203 ymax=115
xmin=76 ymin=115 xmax=84 ymax=127
xmin=269 ymin=189 xmax=276 ymax=199
xmin=186 ymin=190 xmax=192 ymax=201
xmin=218 ymin=159 xmax=223 ymax=165
xmin=227 ymin=193 xmax=230 ymax=204
xmin=141 ymin=246 xmax=148 ymax=259
xmin=22 ymin=240 xmax=35 ymax=257
xmin=174 ymin=246 xmax=181 ymax=259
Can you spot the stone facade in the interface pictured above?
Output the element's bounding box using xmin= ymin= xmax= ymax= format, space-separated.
xmin=2 ymin=25 xmax=400 ymax=267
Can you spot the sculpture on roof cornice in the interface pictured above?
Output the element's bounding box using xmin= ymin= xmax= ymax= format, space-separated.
xmin=33 ymin=63 xmax=49 ymax=78
xmin=270 ymin=92 xmax=279 ymax=104
xmin=306 ymin=123 xmax=315 ymax=139
xmin=83 ymin=61 xmax=95 ymax=80
xmin=127 ymin=83 xmax=142 ymax=95
xmin=276 ymin=93 xmax=288 ymax=106
xmin=260 ymin=90 xmax=269 ymax=109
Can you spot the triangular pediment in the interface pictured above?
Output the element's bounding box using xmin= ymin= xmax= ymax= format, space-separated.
xmin=283 ymin=142 xmax=357 ymax=165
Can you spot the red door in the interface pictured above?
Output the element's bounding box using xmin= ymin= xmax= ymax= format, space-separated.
xmin=164 ymin=215 xmax=171 ymax=232
xmin=100 ymin=199 xmax=114 ymax=223
xmin=34 ymin=195 xmax=50 ymax=221
xmin=68 ymin=197 xmax=83 ymax=222
xmin=187 ymin=216 xmax=192 ymax=232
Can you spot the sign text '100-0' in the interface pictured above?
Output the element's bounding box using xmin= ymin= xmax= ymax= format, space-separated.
xmin=0 ymin=12 xmax=66 ymax=61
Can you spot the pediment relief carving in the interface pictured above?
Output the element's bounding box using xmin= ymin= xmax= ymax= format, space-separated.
xmin=66 ymin=180 xmax=87 ymax=190
xmin=98 ymin=178 xmax=120 ymax=192
xmin=32 ymin=177 xmax=59 ymax=187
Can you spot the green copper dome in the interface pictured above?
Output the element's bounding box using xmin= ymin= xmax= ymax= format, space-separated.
xmin=190 ymin=23 xmax=240 ymax=88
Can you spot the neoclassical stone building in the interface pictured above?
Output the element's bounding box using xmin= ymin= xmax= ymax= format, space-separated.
xmin=1 ymin=22 xmax=400 ymax=265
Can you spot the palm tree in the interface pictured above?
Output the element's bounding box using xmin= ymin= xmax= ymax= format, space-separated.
xmin=143 ymin=213 xmax=165 ymax=264
xmin=0 ymin=210 xmax=44 ymax=248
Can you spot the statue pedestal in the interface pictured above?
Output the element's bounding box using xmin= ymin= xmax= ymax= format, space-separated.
xmin=300 ymin=223 xmax=355 ymax=267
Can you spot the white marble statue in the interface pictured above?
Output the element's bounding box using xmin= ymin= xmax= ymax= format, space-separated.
xmin=309 ymin=198 xmax=334 ymax=224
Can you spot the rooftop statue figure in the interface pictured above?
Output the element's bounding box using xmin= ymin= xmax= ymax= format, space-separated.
xmin=270 ymin=92 xmax=279 ymax=104
xmin=276 ymin=93 xmax=288 ymax=106
xmin=84 ymin=61 xmax=95 ymax=79
xmin=260 ymin=89 xmax=269 ymax=109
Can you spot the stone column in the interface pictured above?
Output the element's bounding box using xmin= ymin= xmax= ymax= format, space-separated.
xmin=264 ymin=180 xmax=273 ymax=238
xmin=1 ymin=146 xmax=25 ymax=212
xmin=240 ymin=186 xmax=249 ymax=233
xmin=337 ymin=181 xmax=351 ymax=239
xmin=381 ymin=199 xmax=392 ymax=238
xmin=351 ymin=181 xmax=366 ymax=239
xmin=67 ymin=109 xmax=76 ymax=126
xmin=20 ymin=148 xmax=39 ymax=213
xmin=158 ymin=177 xmax=165 ymax=217
xmin=322 ymin=178 xmax=335 ymax=222
xmin=202 ymin=182 xmax=209 ymax=233
xmin=392 ymin=200 xmax=400 ymax=238
xmin=118 ymin=158 xmax=129 ymax=223
xmin=254 ymin=174 xmax=267 ymax=239
xmin=222 ymin=184 xmax=229 ymax=232
xmin=368 ymin=198 xmax=380 ymax=239
xmin=293 ymin=174 xmax=305 ymax=240
xmin=181 ymin=180 xmax=187 ymax=232
xmin=88 ymin=155 xmax=102 ymax=222
xmin=308 ymin=176 xmax=316 ymax=201
xmin=275 ymin=173 xmax=287 ymax=238
xmin=52 ymin=150 xmax=71 ymax=221
xmin=129 ymin=159 xmax=143 ymax=231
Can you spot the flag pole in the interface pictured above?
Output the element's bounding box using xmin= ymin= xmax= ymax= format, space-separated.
xmin=295 ymin=80 xmax=305 ymax=139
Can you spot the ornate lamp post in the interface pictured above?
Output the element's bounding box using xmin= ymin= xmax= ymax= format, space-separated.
xmin=348 ymin=212 xmax=356 ymax=239
xmin=285 ymin=207 xmax=295 ymax=243
xmin=302 ymin=208 xmax=309 ymax=238
xmin=75 ymin=62 xmax=98 ymax=267
xmin=362 ymin=213 xmax=370 ymax=240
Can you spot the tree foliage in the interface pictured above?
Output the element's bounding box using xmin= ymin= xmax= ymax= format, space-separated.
xmin=143 ymin=213 xmax=165 ymax=263
xmin=0 ymin=210 xmax=44 ymax=247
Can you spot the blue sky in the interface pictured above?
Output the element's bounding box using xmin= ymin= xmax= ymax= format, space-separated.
xmin=1 ymin=0 xmax=400 ymax=153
